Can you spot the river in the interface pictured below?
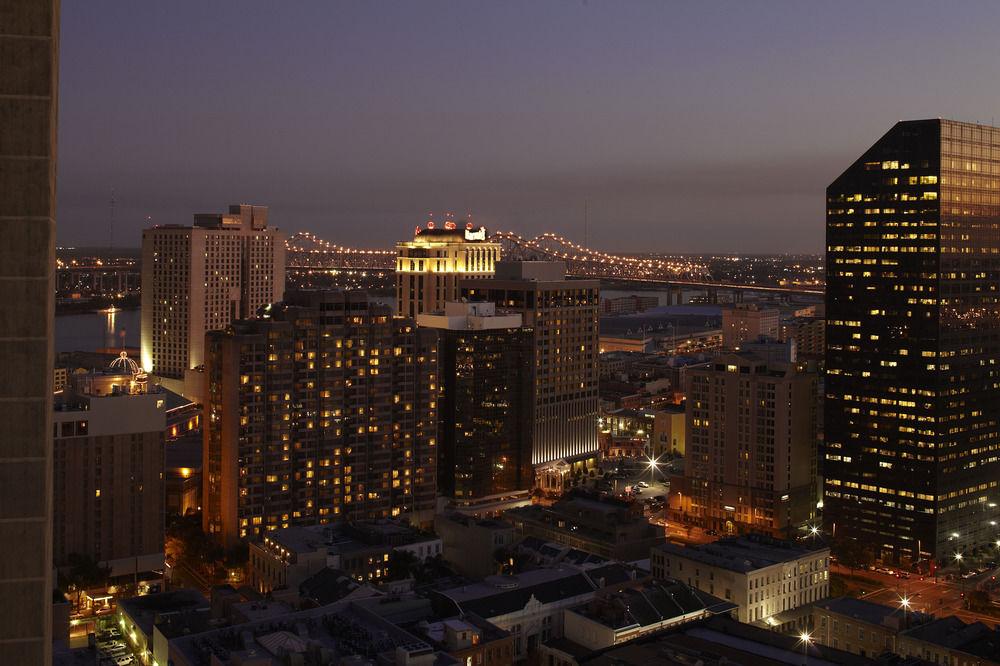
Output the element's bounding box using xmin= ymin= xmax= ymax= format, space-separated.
xmin=55 ymin=308 xmax=140 ymax=353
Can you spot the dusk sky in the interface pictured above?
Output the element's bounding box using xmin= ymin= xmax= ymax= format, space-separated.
xmin=57 ymin=2 xmax=1000 ymax=253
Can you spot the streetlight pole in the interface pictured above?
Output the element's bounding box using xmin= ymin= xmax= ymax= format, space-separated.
xmin=798 ymin=631 xmax=812 ymax=666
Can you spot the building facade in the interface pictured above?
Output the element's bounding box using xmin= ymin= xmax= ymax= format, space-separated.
xmin=721 ymin=303 xmax=779 ymax=350
xmin=418 ymin=302 xmax=534 ymax=510
xmin=248 ymin=521 xmax=443 ymax=591
xmin=396 ymin=219 xmax=500 ymax=319
xmin=0 ymin=4 xmax=59 ymax=657
xmin=825 ymin=119 xmax=1000 ymax=564
xmin=461 ymin=262 xmax=600 ymax=466
xmin=676 ymin=352 xmax=818 ymax=538
xmin=140 ymin=204 xmax=285 ymax=383
xmin=651 ymin=535 xmax=830 ymax=626
xmin=203 ymin=290 xmax=437 ymax=545
xmin=506 ymin=493 xmax=665 ymax=561
xmin=53 ymin=362 xmax=166 ymax=575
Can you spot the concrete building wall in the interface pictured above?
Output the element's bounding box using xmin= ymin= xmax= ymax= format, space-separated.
xmin=141 ymin=208 xmax=285 ymax=383
xmin=0 ymin=1 xmax=58 ymax=661
xmin=722 ymin=304 xmax=779 ymax=350
xmin=461 ymin=267 xmax=600 ymax=466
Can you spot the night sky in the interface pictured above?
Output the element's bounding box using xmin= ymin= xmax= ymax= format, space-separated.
xmin=57 ymin=2 xmax=1000 ymax=253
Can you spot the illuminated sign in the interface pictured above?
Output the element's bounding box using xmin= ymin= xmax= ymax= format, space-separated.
xmin=464 ymin=227 xmax=487 ymax=241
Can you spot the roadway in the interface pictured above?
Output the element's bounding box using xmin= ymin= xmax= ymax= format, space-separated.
xmin=833 ymin=564 xmax=1000 ymax=628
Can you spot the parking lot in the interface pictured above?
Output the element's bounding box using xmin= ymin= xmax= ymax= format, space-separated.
xmin=94 ymin=625 xmax=136 ymax=665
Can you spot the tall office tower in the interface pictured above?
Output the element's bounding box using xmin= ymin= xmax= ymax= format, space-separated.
xmin=0 ymin=1 xmax=58 ymax=661
xmin=417 ymin=301 xmax=534 ymax=513
xmin=461 ymin=262 xmax=600 ymax=467
xmin=53 ymin=358 xmax=165 ymax=575
xmin=721 ymin=303 xmax=780 ymax=350
xmin=825 ymin=119 xmax=1000 ymax=564
xmin=395 ymin=218 xmax=500 ymax=319
xmin=140 ymin=204 xmax=285 ymax=385
xmin=675 ymin=352 xmax=818 ymax=538
xmin=203 ymin=290 xmax=437 ymax=546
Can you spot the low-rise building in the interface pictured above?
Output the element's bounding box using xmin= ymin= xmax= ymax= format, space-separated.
xmin=650 ymin=534 xmax=829 ymax=627
xmin=812 ymin=597 xmax=924 ymax=658
xmin=543 ymin=614 xmax=881 ymax=666
xmin=435 ymin=513 xmax=516 ymax=580
xmin=117 ymin=589 xmax=209 ymax=666
xmin=414 ymin=615 xmax=515 ymax=666
xmin=248 ymin=521 xmax=442 ymax=592
xmin=560 ymin=579 xmax=734 ymax=651
xmin=899 ymin=616 xmax=1000 ymax=666
xmin=168 ymin=597 xmax=461 ymax=666
xmin=430 ymin=567 xmax=602 ymax=661
xmin=506 ymin=493 xmax=665 ymax=562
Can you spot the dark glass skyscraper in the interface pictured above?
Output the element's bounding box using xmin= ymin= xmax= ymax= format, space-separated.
xmin=825 ymin=119 xmax=1000 ymax=565
xmin=417 ymin=301 xmax=533 ymax=512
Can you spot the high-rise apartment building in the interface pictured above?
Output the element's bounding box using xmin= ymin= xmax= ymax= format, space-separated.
xmin=53 ymin=358 xmax=165 ymax=575
xmin=721 ymin=303 xmax=780 ymax=350
xmin=417 ymin=301 xmax=534 ymax=513
xmin=825 ymin=119 xmax=1000 ymax=564
xmin=675 ymin=352 xmax=818 ymax=538
xmin=0 ymin=1 xmax=58 ymax=660
xmin=461 ymin=262 xmax=599 ymax=467
xmin=140 ymin=204 xmax=285 ymax=385
xmin=396 ymin=219 xmax=500 ymax=319
xmin=203 ymin=290 xmax=437 ymax=545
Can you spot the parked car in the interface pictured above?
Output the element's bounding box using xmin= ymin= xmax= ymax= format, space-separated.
xmin=636 ymin=481 xmax=649 ymax=488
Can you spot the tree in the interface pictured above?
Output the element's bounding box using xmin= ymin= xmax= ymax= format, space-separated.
xmin=63 ymin=553 xmax=110 ymax=609
xmin=387 ymin=549 xmax=420 ymax=581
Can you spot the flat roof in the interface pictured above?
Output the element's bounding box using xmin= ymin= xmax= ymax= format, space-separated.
xmin=657 ymin=535 xmax=828 ymax=573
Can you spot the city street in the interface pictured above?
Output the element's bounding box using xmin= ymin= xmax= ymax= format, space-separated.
xmin=833 ymin=564 xmax=1000 ymax=628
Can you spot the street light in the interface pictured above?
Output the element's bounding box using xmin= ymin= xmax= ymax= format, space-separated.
xmin=798 ymin=631 xmax=812 ymax=665
xmin=899 ymin=595 xmax=911 ymax=628
xmin=646 ymin=455 xmax=660 ymax=485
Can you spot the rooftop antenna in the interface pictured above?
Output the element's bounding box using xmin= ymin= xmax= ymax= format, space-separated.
xmin=584 ymin=200 xmax=589 ymax=248
xmin=109 ymin=188 xmax=116 ymax=249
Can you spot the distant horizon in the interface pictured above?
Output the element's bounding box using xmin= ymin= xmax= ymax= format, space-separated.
xmin=54 ymin=242 xmax=825 ymax=258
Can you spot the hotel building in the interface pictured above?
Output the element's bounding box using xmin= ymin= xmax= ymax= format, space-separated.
xmin=140 ymin=204 xmax=285 ymax=385
xmin=203 ymin=290 xmax=437 ymax=545
xmin=825 ymin=119 xmax=1000 ymax=563
xmin=395 ymin=219 xmax=500 ymax=319
xmin=461 ymin=262 xmax=599 ymax=467
xmin=417 ymin=301 xmax=534 ymax=513
xmin=674 ymin=352 xmax=818 ymax=538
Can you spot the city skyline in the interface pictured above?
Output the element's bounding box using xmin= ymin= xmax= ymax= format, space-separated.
xmin=56 ymin=2 xmax=1000 ymax=254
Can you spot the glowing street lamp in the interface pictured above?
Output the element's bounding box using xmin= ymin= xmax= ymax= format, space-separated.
xmin=798 ymin=631 xmax=812 ymax=665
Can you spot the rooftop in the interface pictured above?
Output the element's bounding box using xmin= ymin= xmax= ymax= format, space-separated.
xmin=577 ymin=614 xmax=876 ymax=666
xmin=169 ymin=598 xmax=458 ymax=666
xmin=434 ymin=566 xmax=598 ymax=619
xmin=656 ymin=534 xmax=828 ymax=573
xmin=816 ymin=597 xmax=929 ymax=629
xmin=903 ymin=615 xmax=1000 ymax=660
xmin=119 ymin=589 xmax=209 ymax=636
xmin=262 ymin=520 xmax=438 ymax=558
xmin=570 ymin=579 xmax=726 ymax=630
